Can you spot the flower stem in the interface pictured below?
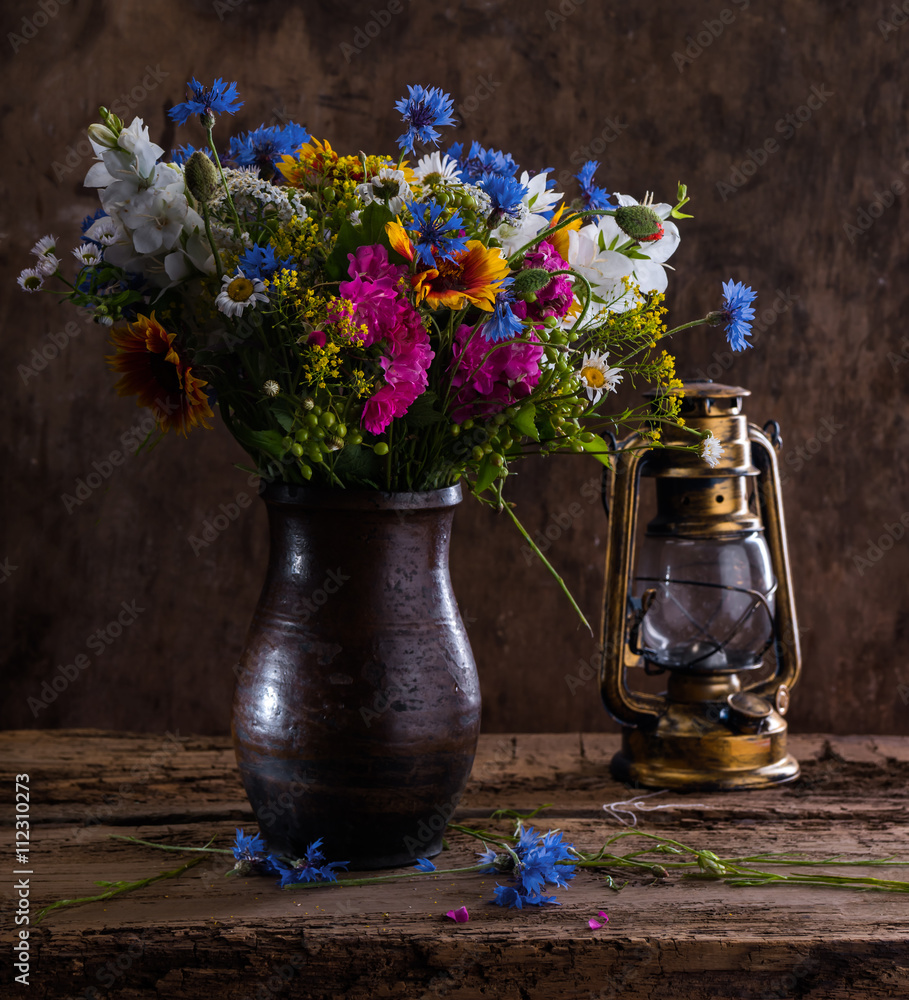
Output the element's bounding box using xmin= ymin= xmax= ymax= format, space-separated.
xmin=498 ymin=492 xmax=592 ymax=635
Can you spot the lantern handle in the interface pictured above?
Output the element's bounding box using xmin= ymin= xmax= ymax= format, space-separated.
xmin=742 ymin=422 xmax=802 ymax=700
xmin=599 ymin=434 xmax=663 ymax=728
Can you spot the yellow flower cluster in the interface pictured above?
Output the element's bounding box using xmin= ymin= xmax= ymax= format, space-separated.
xmin=278 ymin=139 xmax=402 ymax=191
xmin=270 ymin=216 xmax=321 ymax=265
xmin=327 ymin=296 xmax=368 ymax=347
xmin=303 ymin=340 xmax=343 ymax=390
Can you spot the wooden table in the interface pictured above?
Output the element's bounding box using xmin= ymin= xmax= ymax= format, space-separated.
xmin=3 ymin=730 xmax=908 ymax=999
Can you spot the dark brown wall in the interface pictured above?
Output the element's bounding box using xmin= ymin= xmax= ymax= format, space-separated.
xmin=1 ymin=0 xmax=907 ymax=736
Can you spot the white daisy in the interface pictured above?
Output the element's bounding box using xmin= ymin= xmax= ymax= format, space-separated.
xmin=17 ymin=267 xmax=45 ymax=292
xmin=412 ymin=152 xmax=461 ymax=186
xmin=85 ymin=215 xmax=119 ymax=246
xmin=356 ymin=168 xmax=413 ymax=216
xmin=215 ymin=269 xmax=268 ymax=317
xmin=700 ymin=433 xmax=725 ymax=468
xmin=578 ymin=351 xmax=623 ymax=402
xmin=31 ymin=234 xmax=58 ymax=258
xmin=72 ymin=244 xmax=102 ymax=266
xmin=34 ymin=253 xmax=60 ymax=276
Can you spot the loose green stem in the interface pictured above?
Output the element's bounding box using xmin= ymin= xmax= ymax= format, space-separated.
xmin=110 ymin=834 xmax=231 ymax=854
xmin=283 ymin=863 xmax=487 ymax=891
xmin=34 ymin=844 xmax=212 ymax=924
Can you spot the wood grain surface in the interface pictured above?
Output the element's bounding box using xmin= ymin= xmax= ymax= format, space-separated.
xmin=1 ymin=0 xmax=908 ymax=737
xmin=2 ymin=730 xmax=908 ymax=998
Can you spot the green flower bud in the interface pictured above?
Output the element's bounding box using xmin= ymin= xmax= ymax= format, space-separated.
xmin=614 ymin=204 xmax=664 ymax=243
xmin=184 ymin=151 xmax=221 ymax=204
xmin=87 ymin=123 xmax=119 ymax=149
xmin=98 ymin=107 xmax=124 ymax=136
xmin=513 ymin=267 xmax=552 ymax=299
xmin=325 ymin=435 xmax=344 ymax=452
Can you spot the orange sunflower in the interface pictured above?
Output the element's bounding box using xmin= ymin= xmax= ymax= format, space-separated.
xmin=107 ymin=312 xmax=213 ymax=437
xmin=411 ymin=240 xmax=510 ymax=311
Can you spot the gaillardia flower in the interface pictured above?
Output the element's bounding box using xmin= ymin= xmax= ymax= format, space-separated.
xmin=107 ymin=312 xmax=213 ymax=436
xmin=412 ymin=241 xmax=509 ymax=311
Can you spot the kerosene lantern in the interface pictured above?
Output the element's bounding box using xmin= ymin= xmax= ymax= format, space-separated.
xmin=599 ymin=380 xmax=801 ymax=790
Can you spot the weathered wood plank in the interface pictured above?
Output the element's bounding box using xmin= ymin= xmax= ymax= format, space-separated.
xmin=2 ymin=731 xmax=908 ymax=999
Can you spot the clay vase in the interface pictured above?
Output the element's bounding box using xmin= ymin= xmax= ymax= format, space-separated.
xmin=231 ymin=482 xmax=481 ymax=869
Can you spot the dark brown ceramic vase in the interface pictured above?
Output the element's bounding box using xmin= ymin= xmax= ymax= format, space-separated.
xmin=231 ymin=482 xmax=481 ymax=869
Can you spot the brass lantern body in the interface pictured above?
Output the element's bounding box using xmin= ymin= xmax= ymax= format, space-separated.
xmin=599 ymin=381 xmax=801 ymax=790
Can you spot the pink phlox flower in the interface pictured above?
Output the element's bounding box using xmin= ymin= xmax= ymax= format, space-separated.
xmin=338 ymin=244 xmax=409 ymax=346
xmin=445 ymin=906 xmax=470 ymax=923
xmin=358 ymin=298 xmax=434 ymax=436
xmin=448 ymin=323 xmax=543 ymax=423
xmin=335 ymin=245 xmax=434 ymax=435
xmin=346 ymin=244 xmax=406 ymax=285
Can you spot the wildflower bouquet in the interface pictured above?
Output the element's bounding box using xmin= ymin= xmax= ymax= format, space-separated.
xmin=20 ymin=79 xmax=755 ymax=606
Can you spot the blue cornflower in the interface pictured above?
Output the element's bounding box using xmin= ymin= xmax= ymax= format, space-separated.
xmin=230 ymin=827 xmax=280 ymax=876
xmin=488 ymin=826 xmax=578 ymax=909
xmin=716 ymin=279 xmax=757 ymax=351
xmin=395 ymin=85 xmax=457 ymax=154
xmin=414 ymin=858 xmax=437 ymax=872
xmin=450 ymin=140 xmax=519 ymax=183
xmin=238 ymin=245 xmax=294 ymax=281
xmin=228 ymin=122 xmax=310 ymax=177
xmin=232 ymin=827 xmax=267 ymax=861
xmin=481 ymin=278 xmax=524 ymax=343
xmin=407 ymin=200 xmax=469 ymax=266
xmin=171 ymin=144 xmax=213 ymax=167
xmin=480 ymin=175 xmax=528 ymax=219
xmin=169 ymin=77 xmax=244 ymax=126
xmin=274 ymin=837 xmax=348 ymax=887
xmin=575 ymin=160 xmax=615 ymax=211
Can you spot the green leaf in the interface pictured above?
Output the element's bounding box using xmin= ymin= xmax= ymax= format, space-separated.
xmin=511 ymin=403 xmax=539 ymax=441
xmin=580 ymin=433 xmax=614 ymax=468
xmin=472 ymin=456 xmax=499 ymax=495
xmin=404 ymin=391 xmax=446 ymax=429
xmin=273 ymin=409 xmax=294 ymax=433
xmin=232 ymin=427 xmax=286 ymax=461
xmin=332 ymin=443 xmax=381 ymax=487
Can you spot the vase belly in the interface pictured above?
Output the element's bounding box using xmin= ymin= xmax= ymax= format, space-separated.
xmin=232 ymin=483 xmax=480 ymax=869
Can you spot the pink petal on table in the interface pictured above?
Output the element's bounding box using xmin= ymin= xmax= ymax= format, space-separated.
xmin=588 ymin=918 xmax=603 ymax=929
xmin=446 ymin=906 xmax=470 ymax=923
xmin=598 ymin=910 xmax=609 ymax=922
